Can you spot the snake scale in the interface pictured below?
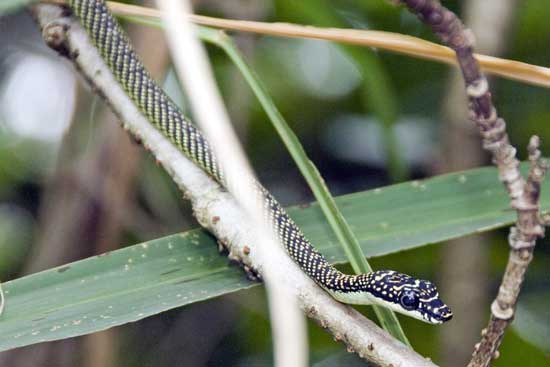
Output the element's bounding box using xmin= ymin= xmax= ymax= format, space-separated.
xmin=67 ymin=0 xmax=452 ymax=324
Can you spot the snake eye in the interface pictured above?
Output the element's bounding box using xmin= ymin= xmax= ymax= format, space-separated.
xmin=399 ymin=290 xmax=419 ymax=310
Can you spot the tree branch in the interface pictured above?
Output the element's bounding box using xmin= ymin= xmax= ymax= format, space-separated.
xmin=393 ymin=1 xmax=547 ymax=366
xmin=438 ymin=1 xmax=517 ymax=365
xmin=31 ymin=4 xmax=437 ymax=367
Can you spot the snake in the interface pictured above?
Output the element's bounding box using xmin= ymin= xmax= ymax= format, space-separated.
xmin=66 ymin=0 xmax=452 ymax=324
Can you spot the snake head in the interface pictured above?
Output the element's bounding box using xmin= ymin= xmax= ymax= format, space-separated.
xmin=331 ymin=270 xmax=453 ymax=324
xmin=365 ymin=270 xmax=453 ymax=324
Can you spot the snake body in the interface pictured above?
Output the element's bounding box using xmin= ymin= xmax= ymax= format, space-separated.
xmin=68 ymin=0 xmax=452 ymax=324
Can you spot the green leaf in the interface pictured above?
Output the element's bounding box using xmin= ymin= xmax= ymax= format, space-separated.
xmin=1 ymin=165 xmax=547 ymax=351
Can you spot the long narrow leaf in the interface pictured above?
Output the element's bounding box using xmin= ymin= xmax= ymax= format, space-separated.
xmin=1 ymin=165 xmax=549 ymax=351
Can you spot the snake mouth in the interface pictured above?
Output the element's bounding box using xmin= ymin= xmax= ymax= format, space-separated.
xmin=426 ymin=307 xmax=453 ymax=324
xmin=441 ymin=311 xmax=453 ymax=322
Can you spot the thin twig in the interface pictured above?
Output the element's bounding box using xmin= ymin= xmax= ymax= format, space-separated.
xmin=393 ymin=1 xmax=547 ymax=367
xmin=439 ymin=1 xmax=516 ymax=365
xmin=40 ymin=0 xmax=550 ymax=88
xmin=31 ymin=4 xmax=437 ymax=366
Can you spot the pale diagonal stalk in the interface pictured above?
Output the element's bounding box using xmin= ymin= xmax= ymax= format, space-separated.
xmin=156 ymin=1 xmax=308 ymax=366
xmin=125 ymin=14 xmax=409 ymax=346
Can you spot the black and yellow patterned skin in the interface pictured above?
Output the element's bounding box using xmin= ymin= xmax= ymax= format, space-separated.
xmin=68 ymin=0 xmax=452 ymax=324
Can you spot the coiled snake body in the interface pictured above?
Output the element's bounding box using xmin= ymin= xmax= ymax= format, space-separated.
xmin=68 ymin=0 xmax=452 ymax=324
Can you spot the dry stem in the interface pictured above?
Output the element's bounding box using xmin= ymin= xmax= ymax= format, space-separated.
xmin=394 ymin=1 xmax=546 ymax=367
xmin=39 ymin=0 xmax=550 ymax=88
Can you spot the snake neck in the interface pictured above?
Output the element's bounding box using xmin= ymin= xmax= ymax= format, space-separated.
xmin=322 ymin=273 xmax=378 ymax=305
xmin=320 ymin=272 xmax=369 ymax=293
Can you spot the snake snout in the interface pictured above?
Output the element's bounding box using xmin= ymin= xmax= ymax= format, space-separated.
xmin=430 ymin=303 xmax=453 ymax=323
